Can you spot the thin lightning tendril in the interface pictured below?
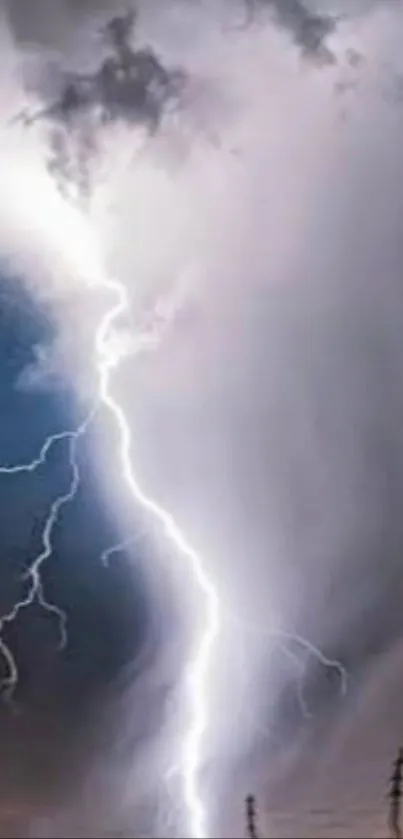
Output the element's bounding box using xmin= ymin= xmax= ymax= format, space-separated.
xmin=100 ymin=534 xmax=141 ymax=568
xmin=0 ymin=273 xmax=348 ymax=839
xmin=226 ymin=610 xmax=347 ymax=721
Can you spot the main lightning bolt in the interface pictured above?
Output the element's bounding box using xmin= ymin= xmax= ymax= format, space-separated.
xmin=0 ymin=272 xmax=219 ymax=839
xmin=0 ymin=262 xmax=349 ymax=837
xmin=95 ymin=277 xmax=220 ymax=839
xmin=0 ymin=230 xmax=347 ymax=839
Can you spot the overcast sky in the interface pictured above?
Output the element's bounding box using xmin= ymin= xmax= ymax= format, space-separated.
xmin=1 ymin=2 xmax=403 ymax=837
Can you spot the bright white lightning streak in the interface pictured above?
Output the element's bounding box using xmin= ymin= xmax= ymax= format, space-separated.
xmin=0 ymin=259 xmax=348 ymax=839
xmin=0 ymin=272 xmax=219 ymax=837
xmin=95 ymin=277 xmax=220 ymax=839
xmin=0 ymin=265 xmax=219 ymax=839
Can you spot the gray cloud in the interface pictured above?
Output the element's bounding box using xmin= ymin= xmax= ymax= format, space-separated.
xmin=242 ymin=0 xmax=337 ymax=63
xmin=10 ymin=9 xmax=186 ymax=201
xmin=19 ymin=11 xmax=185 ymax=132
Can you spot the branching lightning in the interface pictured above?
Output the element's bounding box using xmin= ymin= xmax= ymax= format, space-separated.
xmin=0 ymin=272 xmax=220 ymax=839
xmin=0 ymin=421 xmax=92 ymax=701
xmin=0 ymin=238 xmax=347 ymax=839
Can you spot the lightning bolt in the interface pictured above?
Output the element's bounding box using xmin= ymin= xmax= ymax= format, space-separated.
xmin=95 ymin=277 xmax=220 ymax=839
xmin=0 ymin=273 xmax=219 ymax=839
xmin=0 ymin=253 xmax=347 ymax=839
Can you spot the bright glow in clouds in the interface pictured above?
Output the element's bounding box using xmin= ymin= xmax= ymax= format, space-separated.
xmin=0 ymin=137 xmax=103 ymax=292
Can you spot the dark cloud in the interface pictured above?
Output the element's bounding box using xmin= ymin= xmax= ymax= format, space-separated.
xmin=11 ymin=9 xmax=186 ymax=200
xmin=241 ymin=0 xmax=337 ymax=63
xmin=20 ymin=11 xmax=185 ymax=132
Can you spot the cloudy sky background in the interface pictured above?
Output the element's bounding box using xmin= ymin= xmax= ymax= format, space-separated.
xmin=1 ymin=1 xmax=403 ymax=837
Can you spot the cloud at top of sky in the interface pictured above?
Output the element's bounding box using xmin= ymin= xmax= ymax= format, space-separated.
xmin=0 ymin=1 xmax=347 ymax=212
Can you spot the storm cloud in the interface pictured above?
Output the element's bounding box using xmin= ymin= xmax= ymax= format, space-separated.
xmin=1 ymin=2 xmax=403 ymax=837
